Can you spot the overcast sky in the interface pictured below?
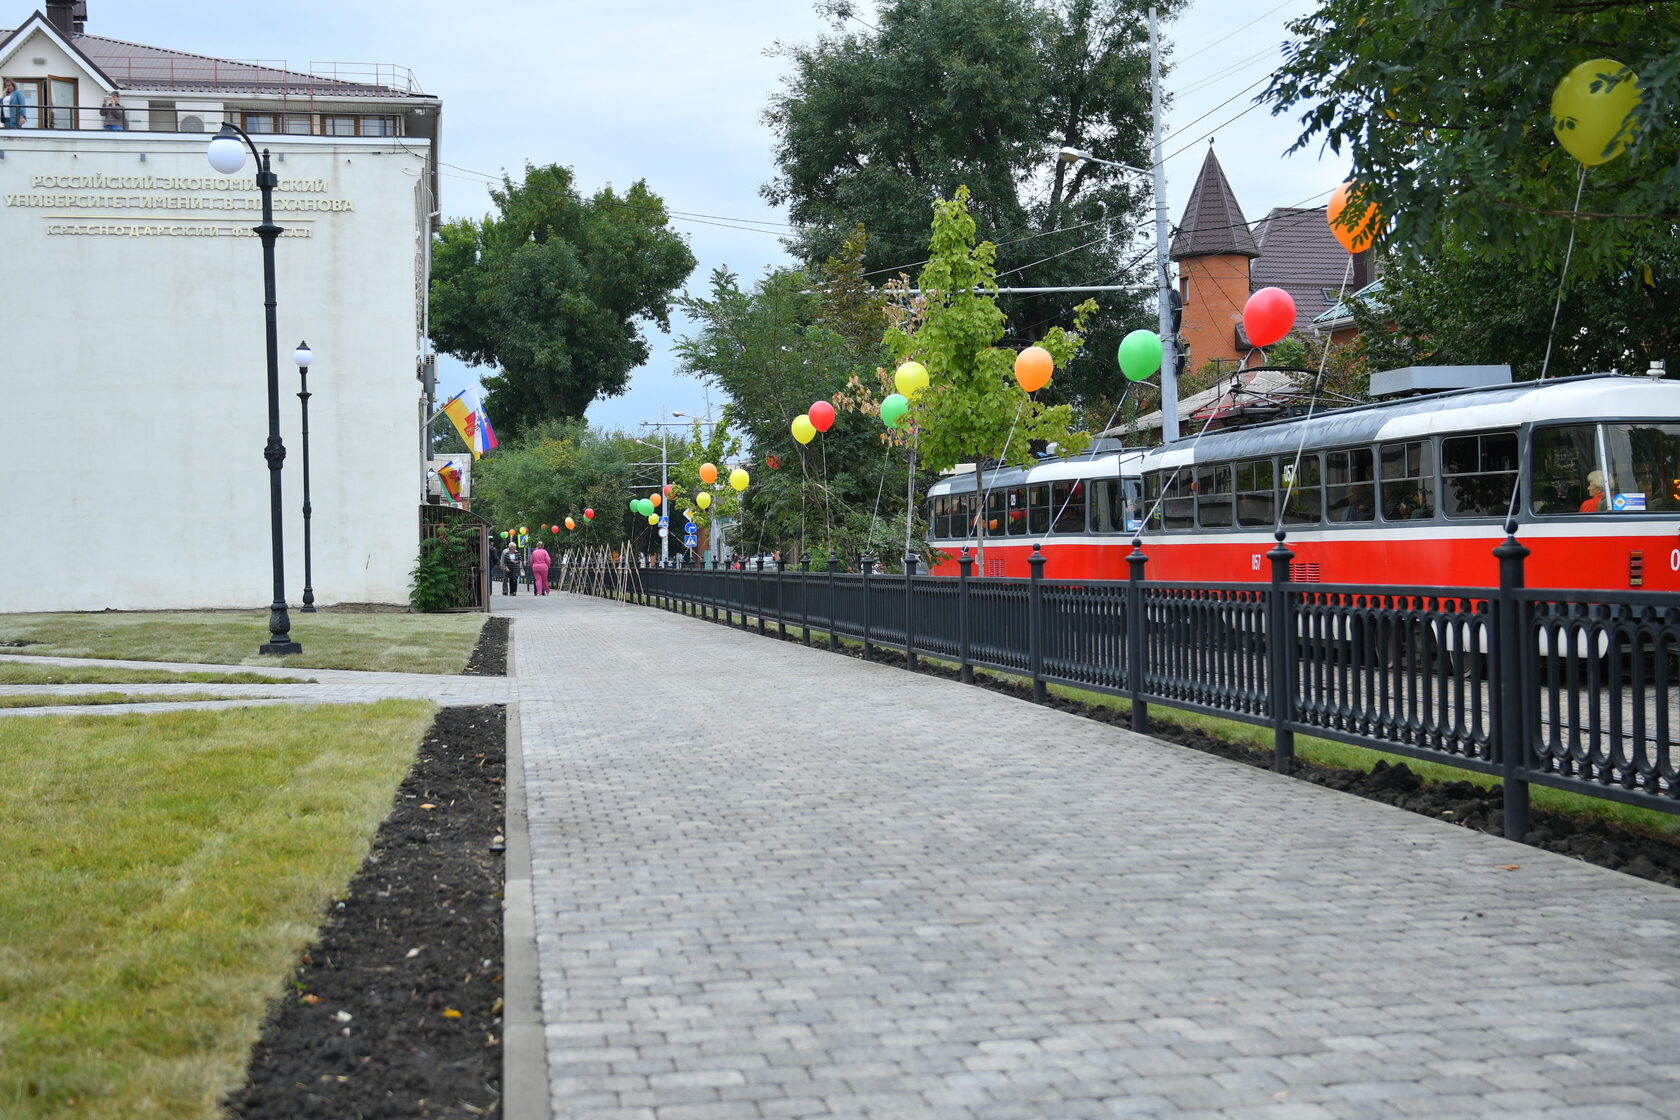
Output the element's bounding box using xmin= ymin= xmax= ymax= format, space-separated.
xmin=105 ymin=0 xmax=1335 ymax=436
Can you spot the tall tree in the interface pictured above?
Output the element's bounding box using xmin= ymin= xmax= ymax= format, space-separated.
xmin=1265 ymin=0 xmax=1679 ymax=380
xmin=430 ymin=165 xmax=697 ymax=438
xmin=763 ymin=0 xmax=1180 ymax=412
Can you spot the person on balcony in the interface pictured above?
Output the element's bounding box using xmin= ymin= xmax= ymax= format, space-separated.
xmin=100 ymin=91 xmax=126 ymax=130
xmin=2 ymin=81 xmax=26 ymax=129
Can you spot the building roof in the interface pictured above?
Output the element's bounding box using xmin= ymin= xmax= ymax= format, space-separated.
xmin=1250 ymin=206 xmax=1363 ymax=335
xmin=1313 ymin=276 xmax=1387 ymax=331
xmin=0 ymin=25 xmax=426 ymax=98
xmin=1169 ymin=147 xmax=1259 ymax=261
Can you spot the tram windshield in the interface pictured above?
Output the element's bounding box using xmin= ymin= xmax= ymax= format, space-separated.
xmin=1530 ymin=423 xmax=1680 ymax=515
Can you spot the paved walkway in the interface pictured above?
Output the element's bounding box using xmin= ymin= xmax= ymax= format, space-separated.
xmin=9 ymin=596 xmax=1680 ymax=1117
xmin=506 ymin=591 xmax=1680 ymax=1120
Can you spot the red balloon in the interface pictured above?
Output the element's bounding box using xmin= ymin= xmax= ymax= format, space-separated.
xmin=583 ymin=508 xmax=594 ymax=519
xmin=808 ymin=400 xmax=836 ymax=432
xmin=1243 ymin=287 xmax=1297 ymax=348
xmin=551 ymin=525 xmax=560 ymax=533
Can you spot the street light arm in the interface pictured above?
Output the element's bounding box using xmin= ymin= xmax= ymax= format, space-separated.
xmin=215 ymin=120 xmax=262 ymax=165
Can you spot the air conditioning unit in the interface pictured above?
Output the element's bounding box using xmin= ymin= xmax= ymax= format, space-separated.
xmin=172 ymin=101 xmax=226 ymax=133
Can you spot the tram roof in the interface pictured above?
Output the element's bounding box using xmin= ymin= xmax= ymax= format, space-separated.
xmin=1145 ymin=374 xmax=1680 ymax=468
xmin=928 ymin=448 xmax=1143 ymax=495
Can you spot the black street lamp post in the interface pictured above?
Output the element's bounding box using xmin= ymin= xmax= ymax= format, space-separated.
xmin=294 ymin=341 xmax=316 ymax=613
xmin=209 ymin=121 xmax=301 ymax=654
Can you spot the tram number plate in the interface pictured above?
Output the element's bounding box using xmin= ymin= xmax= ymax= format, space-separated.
xmin=1670 ymin=548 xmax=1680 ymax=572
xmin=1252 ymin=554 xmax=1262 ymax=571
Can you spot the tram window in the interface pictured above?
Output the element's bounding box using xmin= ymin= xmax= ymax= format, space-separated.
xmin=1235 ymin=459 xmax=1275 ymax=526
xmin=1380 ymin=440 xmax=1434 ymax=520
xmin=1325 ymin=448 xmax=1376 ymax=522
xmin=1529 ymin=425 xmax=1598 ymax=514
xmin=1605 ymin=423 xmax=1680 ymax=513
xmin=1442 ymin=431 xmax=1518 ymax=518
xmin=1028 ymin=484 xmax=1052 ymax=534
xmin=1146 ymin=469 xmax=1195 ymax=531
xmin=930 ymin=496 xmax=948 ymax=538
xmin=959 ymin=493 xmax=977 ymax=536
xmin=985 ymin=489 xmax=1006 ymax=534
xmin=1005 ymin=487 xmax=1029 ymax=535
xmin=1124 ymin=478 xmax=1143 ymax=531
xmin=1280 ymin=454 xmax=1322 ymax=525
xmin=1196 ymin=464 xmax=1234 ymax=528
xmin=1050 ymin=481 xmax=1087 ymax=533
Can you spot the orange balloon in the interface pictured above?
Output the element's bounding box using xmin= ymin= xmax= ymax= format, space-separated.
xmin=649 ymin=493 xmax=662 ymax=508
xmin=1327 ymin=182 xmax=1381 ymax=253
xmin=699 ymin=462 xmax=718 ymax=484
xmin=1014 ymin=346 xmax=1054 ymax=392
xmin=565 ymin=516 xmax=576 ymax=530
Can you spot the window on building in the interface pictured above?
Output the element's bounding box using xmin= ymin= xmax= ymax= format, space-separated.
xmin=1280 ymin=454 xmax=1322 ymax=525
xmin=242 ymin=112 xmax=314 ymax=134
xmin=322 ymin=113 xmax=397 ymax=136
xmin=1325 ymin=447 xmax=1376 ymax=522
xmin=1442 ymin=431 xmax=1518 ymax=518
xmin=2 ymin=77 xmax=75 ymax=129
xmin=1195 ymin=463 xmax=1234 ymax=528
xmin=1235 ymin=459 xmax=1275 ymax=526
xmin=1380 ymin=440 xmax=1435 ymax=520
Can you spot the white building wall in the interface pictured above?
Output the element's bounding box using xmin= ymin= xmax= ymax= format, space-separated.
xmin=1 ymin=131 xmax=429 ymax=611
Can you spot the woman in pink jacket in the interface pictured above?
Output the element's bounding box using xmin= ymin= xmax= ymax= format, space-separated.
xmin=529 ymin=544 xmax=552 ymax=595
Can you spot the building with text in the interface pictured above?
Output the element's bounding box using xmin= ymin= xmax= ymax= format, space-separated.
xmin=0 ymin=2 xmax=442 ymax=611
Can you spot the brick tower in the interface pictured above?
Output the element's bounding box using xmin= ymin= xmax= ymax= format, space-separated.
xmin=1170 ymin=147 xmax=1258 ymax=373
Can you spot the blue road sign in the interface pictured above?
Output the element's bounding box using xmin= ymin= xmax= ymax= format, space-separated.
xmin=658 ymin=515 xmax=669 ymax=527
xmin=683 ymin=533 xmax=698 ymax=548
xmin=684 ymin=522 xmax=697 ymax=535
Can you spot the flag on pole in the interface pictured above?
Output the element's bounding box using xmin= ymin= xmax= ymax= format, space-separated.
xmin=441 ymin=392 xmax=482 ymax=459
xmin=468 ymin=392 xmax=499 ymax=456
xmin=437 ymin=460 xmax=463 ymax=502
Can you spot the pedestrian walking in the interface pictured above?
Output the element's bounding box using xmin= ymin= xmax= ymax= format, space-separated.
xmin=530 ymin=543 xmax=552 ymax=595
xmin=500 ymin=542 xmax=521 ymax=596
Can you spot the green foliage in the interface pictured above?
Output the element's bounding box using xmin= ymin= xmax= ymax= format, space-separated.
xmin=408 ymin=532 xmax=476 ymax=612
xmin=470 ymin=421 xmax=646 ymax=552
xmin=1351 ymin=243 xmax=1678 ymax=379
xmin=887 ymin=188 xmax=1092 ymax=474
xmin=1266 ymin=0 xmax=1680 ymax=274
xmin=763 ymin=0 xmax=1180 ymax=412
xmin=674 ymin=229 xmax=907 ymax=561
xmin=429 ymin=164 xmax=697 ymax=438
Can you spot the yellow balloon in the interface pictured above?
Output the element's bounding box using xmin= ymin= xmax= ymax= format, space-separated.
xmin=729 ymin=468 xmax=750 ymax=492
xmin=1552 ymin=58 xmax=1641 ymax=166
xmin=648 ymin=513 xmax=659 ymax=526
xmin=791 ymin=414 xmax=816 ymax=445
xmin=697 ymin=491 xmax=712 ymax=509
xmin=895 ymin=360 xmax=929 ymax=398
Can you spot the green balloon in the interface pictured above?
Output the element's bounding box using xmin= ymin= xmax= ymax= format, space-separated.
xmin=881 ymin=392 xmax=910 ymax=428
xmin=628 ymin=498 xmax=640 ymax=514
xmin=636 ymin=499 xmax=653 ymax=516
xmin=1119 ymin=329 xmax=1163 ymax=382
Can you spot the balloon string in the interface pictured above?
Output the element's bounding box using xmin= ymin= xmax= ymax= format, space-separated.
xmin=1537 ymin=164 xmax=1588 ymax=383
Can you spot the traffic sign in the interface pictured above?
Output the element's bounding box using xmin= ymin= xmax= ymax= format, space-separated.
xmin=683 ymin=533 xmax=698 ymax=548
xmin=684 ymin=522 xmax=697 ymax=535
xmin=658 ymin=515 xmax=669 ymax=527
xmin=658 ymin=527 xmax=668 ymax=538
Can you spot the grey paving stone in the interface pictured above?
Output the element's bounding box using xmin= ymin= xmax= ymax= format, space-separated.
xmin=487 ymin=592 xmax=1680 ymax=1118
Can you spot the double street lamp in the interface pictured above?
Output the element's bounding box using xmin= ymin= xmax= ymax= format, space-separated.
xmin=208 ymin=121 xmax=301 ymax=653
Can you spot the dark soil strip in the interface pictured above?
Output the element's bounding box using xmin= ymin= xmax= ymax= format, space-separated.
xmin=463 ymin=616 xmax=510 ymax=676
xmin=225 ymin=704 xmax=507 ymax=1119
xmin=751 ymin=622 xmax=1680 ymax=889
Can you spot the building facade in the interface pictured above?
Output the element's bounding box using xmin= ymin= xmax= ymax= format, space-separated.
xmin=0 ymin=4 xmax=441 ymax=611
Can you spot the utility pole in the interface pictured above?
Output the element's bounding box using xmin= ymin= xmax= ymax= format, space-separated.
xmin=1148 ymin=6 xmax=1179 ymax=443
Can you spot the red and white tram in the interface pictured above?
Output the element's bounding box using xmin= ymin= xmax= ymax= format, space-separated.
xmin=926 ymin=372 xmax=1680 ymax=591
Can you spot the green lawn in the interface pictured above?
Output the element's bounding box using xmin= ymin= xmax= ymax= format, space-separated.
xmin=0 ymin=700 xmax=437 ymax=1120
xmin=0 ymin=692 xmax=275 ymax=709
xmin=0 ymin=611 xmax=485 ymax=674
xmin=0 ymin=664 xmax=303 ymax=686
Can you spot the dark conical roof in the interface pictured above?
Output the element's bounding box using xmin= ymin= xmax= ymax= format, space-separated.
xmin=1170 ymin=146 xmax=1259 ymax=261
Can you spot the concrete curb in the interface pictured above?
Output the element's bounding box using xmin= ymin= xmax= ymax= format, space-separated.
xmin=500 ymin=628 xmax=551 ymax=1119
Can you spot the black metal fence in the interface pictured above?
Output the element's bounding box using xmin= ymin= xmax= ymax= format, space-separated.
xmin=577 ymin=533 xmax=1680 ymax=838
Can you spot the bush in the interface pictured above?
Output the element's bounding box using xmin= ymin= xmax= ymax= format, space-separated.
xmin=409 ymin=532 xmax=477 ymax=612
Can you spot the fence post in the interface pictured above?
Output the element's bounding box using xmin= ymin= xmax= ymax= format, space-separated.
xmin=801 ymin=556 xmax=813 ymax=646
xmin=1029 ymin=544 xmax=1047 ymax=704
xmin=776 ymin=556 xmax=788 ymax=640
xmin=756 ymin=556 xmax=767 ymax=636
xmin=958 ymin=548 xmax=974 ymax=683
xmin=1126 ymin=538 xmax=1149 ymax=735
xmin=861 ymin=555 xmax=875 ymax=660
xmin=904 ymin=553 xmax=919 ymax=672
xmin=1494 ymin=522 xmax=1532 ymax=841
xmin=1266 ymin=530 xmax=1296 ymax=774
xmin=827 ymin=552 xmax=840 ymax=652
